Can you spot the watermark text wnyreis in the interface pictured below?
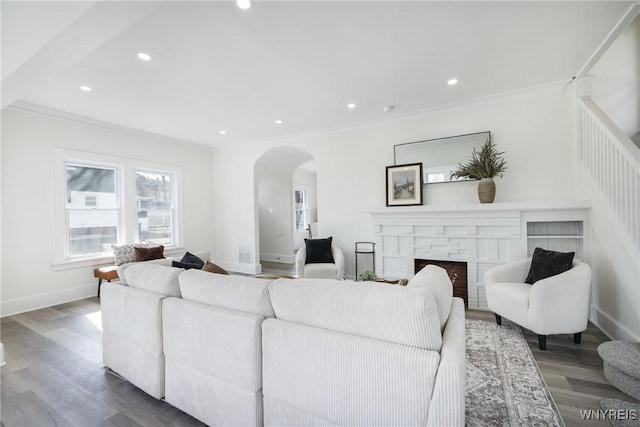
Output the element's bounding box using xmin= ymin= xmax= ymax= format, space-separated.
xmin=580 ymin=409 xmax=638 ymax=421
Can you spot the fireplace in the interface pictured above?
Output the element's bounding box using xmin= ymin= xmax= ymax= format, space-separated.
xmin=415 ymin=259 xmax=468 ymax=307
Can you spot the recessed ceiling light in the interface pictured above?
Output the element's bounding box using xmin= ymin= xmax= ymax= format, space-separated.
xmin=219 ymin=130 xmax=227 ymax=135
xmin=347 ymin=103 xmax=356 ymax=109
xmin=236 ymin=0 xmax=251 ymax=10
xmin=275 ymin=119 xmax=283 ymax=124
xmin=137 ymin=52 xmax=152 ymax=61
xmin=80 ymin=86 xmax=92 ymax=92
xmin=447 ymin=78 xmax=458 ymax=86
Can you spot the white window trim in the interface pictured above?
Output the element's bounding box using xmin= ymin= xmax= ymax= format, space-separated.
xmin=52 ymin=148 xmax=183 ymax=269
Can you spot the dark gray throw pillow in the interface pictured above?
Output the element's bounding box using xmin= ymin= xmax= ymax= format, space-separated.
xmin=525 ymin=247 xmax=575 ymax=284
xmin=172 ymin=260 xmax=202 ymax=270
xmin=180 ymin=251 xmax=205 ymax=269
xmin=305 ymin=237 xmax=335 ymax=264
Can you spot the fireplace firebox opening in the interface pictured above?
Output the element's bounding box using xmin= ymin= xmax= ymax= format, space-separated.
xmin=414 ymin=259 xmax=468 ymax=308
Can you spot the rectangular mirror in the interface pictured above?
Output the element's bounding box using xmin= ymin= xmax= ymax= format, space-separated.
xmin=394 ymin=131 xmax=490 ymax=184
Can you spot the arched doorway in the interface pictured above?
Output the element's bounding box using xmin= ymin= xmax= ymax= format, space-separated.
xmin=254 ymin=146 xmax=316 ymax=272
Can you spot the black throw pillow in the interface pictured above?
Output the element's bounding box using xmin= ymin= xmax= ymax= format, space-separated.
xmin=305 ymin=237 xmax=335 ymax=264
xmin=172 ymin=260 xmax=202 ymax=270
xmin=180 ymin=251 xmax=205 ymax=269
xmin=525 ymin=247 xmax=575 ymax=284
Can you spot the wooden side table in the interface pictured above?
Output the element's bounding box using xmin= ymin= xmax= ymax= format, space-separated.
xmin=94 ymin=266 xmax=119 ymax=298
xmin=374 ymin=278 xmax=408 ymax=286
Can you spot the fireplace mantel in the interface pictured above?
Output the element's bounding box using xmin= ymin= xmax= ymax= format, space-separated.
xmin=367 ymin=200 xmax=591 ymax=310
xmin=366 ymin=200 xmax=592 ymax=215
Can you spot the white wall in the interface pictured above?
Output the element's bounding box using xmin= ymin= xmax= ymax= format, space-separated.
xmin=590 ymin=16 xmax=640 ymax=139
xmin=212 ymin=84 xmax=577 ymax=280
xmin=1 ymin=107 xmax=215 ymax=315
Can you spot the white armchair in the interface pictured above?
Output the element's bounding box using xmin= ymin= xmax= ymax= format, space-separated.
xmin=484 ymin=257 xmax=591 ymax=350
xmin=295 ymin=245 xmax=345 ymax=280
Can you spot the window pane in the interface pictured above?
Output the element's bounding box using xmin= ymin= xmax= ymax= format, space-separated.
xmin=66 ymin=164 xmax=117 ymax=208
xmin=66 ymin=163 xmax=118 ymax=256
xmin=136 ymin=170 xmax=173 ymax=245
xmin=294 ymin=189 xmax=307 ymax=231
xmin=68 ymin=211 xmax=118 ymax=256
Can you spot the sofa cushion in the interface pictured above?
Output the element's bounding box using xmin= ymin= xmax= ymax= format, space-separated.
xmin=407 ymin=265 xmax=453 ymax=329
xmin=163 ymin=298 xmax=265 ymax=393
xmin=123 ymin=263 xmax=183 ymax=297
xmin=304 ymin=237 xmax=334 ymax=264
xmin=113 ymin=242 xmax=148 ymax=266
xmin=525 ymin=247 xmax=575 ymax=284
xmin=268 ymin=279 xmax=442 ymax=351
xmin=262 ymin=318 xmax=439 ymax=426
xmin=134 ymin=245 xmax=165 ymax=262
xmin=178 ymin=269 xmax=275 ymax=317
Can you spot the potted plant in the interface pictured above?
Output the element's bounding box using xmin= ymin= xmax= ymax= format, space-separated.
xmin=358 ymin=270 xmax=376 ymax=281
xmin=452 ymin=136 xmax=507 ymax=203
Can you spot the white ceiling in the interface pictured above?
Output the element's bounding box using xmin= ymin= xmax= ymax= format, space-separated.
xmin=1 ymin=1 xmax=634 ymax=148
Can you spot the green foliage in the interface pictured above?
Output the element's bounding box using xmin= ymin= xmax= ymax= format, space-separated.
xmin=452 ymin=137 xmax=507 ymax=180
xmin=358 ymin=270 xmax=376 ymax=281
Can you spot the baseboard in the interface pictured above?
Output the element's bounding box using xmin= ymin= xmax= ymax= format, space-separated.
xmin=1 ymin=283 xmax=98 ymax=317
xmin=260 ymin=253 xmax=295 ymax=264
xmin=590 ymin=304 xmax=640 ymax=342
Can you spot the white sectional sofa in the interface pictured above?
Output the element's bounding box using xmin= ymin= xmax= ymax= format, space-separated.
xmin=100 ymin=263 xmax=465 ymax=426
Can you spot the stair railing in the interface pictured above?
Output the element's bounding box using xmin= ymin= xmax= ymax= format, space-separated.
xmin=577 ymin=96 xmax=640 ymax=249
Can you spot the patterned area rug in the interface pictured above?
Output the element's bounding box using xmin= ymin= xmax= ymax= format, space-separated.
xmin=465 ymin=319 xmax=565 ymax=426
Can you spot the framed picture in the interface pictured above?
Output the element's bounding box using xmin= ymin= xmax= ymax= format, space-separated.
xmin=386 ymin=163 xmax=423 ymax=206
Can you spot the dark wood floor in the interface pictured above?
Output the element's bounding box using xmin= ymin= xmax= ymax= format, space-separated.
xmin=0 ymin=298 xmax=204 ymax=427
xmin=1 ymin=279 xmax=635 ymax=426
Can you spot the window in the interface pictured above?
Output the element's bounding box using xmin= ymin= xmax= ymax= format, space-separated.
xmin=135 ymin=170 xmax=175 ymax=245
xmin=66 ymin=163 xmax=119 ymax=257
xmin=294 ymin=188 xmax=307 ymax=231
xmin=54 ymin=149 xmax=182 ymax=268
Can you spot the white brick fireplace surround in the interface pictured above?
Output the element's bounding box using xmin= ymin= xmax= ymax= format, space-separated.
xmin=368 ymin=201 xmax=591 ymax=310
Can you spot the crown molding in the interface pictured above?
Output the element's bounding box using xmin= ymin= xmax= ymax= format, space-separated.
xmin=7 ymin=101 xmax=214 ymax=152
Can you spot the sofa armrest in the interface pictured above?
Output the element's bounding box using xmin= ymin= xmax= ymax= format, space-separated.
xmin=332 ymin=246 xmax=345 ymax=280
xmin=527 ymin=261 xmax=591 ymax=334
xmin=295 ymin=247 xmax=306 ymax=278
xmin=427 ymin=297 xmax=465 ymax=427
xmin=485 ymin=258 xmax=532 ymax=285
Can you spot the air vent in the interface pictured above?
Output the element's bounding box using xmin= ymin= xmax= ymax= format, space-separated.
xmin=238 ymin=246 xmax=252 ymax=264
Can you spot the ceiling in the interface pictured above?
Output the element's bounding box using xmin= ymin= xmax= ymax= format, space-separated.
xmin=1 ymin=1 xmax=634 ymax=148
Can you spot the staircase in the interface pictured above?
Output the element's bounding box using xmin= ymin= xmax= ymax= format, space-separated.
xmin=576 ymin=96 xmax=640 ymax=342
xmin=577 ymin=96 xmax=640 ymax=250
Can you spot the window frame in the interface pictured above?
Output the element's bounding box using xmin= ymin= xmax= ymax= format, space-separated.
xmin=53 ymin=149 xmax=183 ymax=270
